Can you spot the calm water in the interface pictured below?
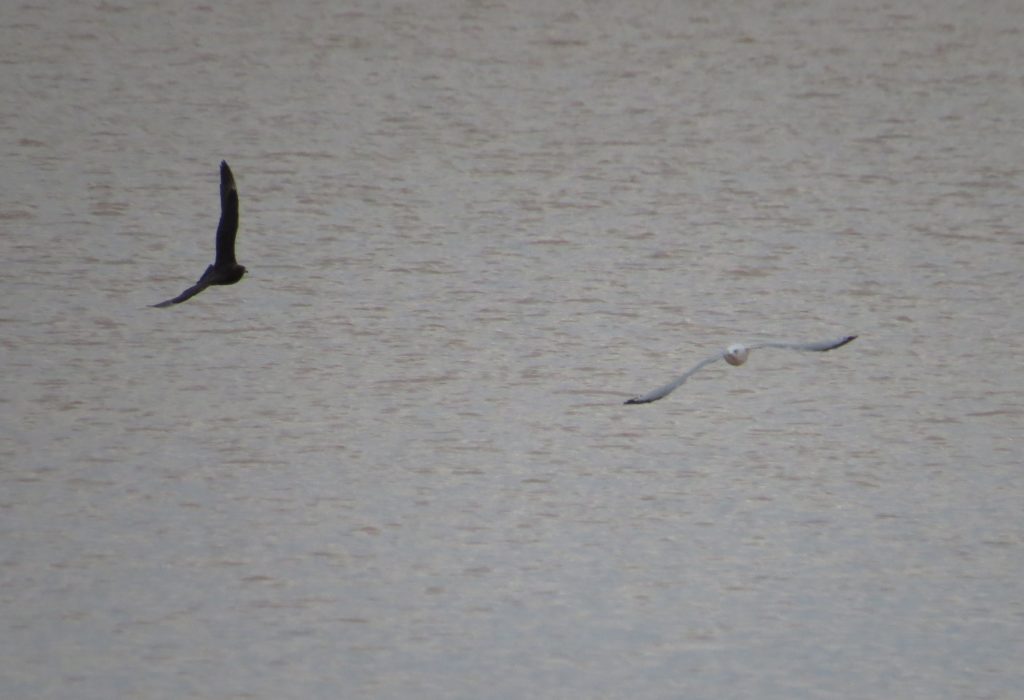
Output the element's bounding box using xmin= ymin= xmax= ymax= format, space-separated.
xmin=2 ymin=1 xmax=1023 ymax=698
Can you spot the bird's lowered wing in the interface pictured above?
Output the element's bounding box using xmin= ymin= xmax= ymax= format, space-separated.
xmin=624 ymin=352 xmax=726 ymax=405
xmin=151 ymin=266 xmax=214 ymax=308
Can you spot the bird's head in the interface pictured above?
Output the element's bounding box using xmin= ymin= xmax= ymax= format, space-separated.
xmin=724 ymin=343 xmax=749 ymax=366
xmin=223 ymin=263 xmax=246 ymax=285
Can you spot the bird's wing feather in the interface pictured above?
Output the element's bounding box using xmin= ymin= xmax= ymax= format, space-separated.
xmin=624 ymin=352 xmax=725 ymax=404
xmin=151 ymin=280 xmax=211 ymax=308
xmin=214 ymin=161 xmax=239 ymax=267
xmin=151 ymin=265 xmax=215 ymax=308
xmin=749 ymin=335 xmax=857 ymax=352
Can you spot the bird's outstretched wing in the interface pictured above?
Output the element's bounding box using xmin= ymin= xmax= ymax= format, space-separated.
xmin=214 ymin=160 xmax=239 ymax=268
xmin=151 ymin=266 xmax=214 ymax=308
xmin=623 ymin=335 xmax=857 ymax=405
xmin=749 ymin=335 xmax=857 ymax=352
xmin=624 ymin=352 xmax=726 ymax=405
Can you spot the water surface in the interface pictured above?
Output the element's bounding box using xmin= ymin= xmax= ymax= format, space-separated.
xmin=2 ymin=1 xmax=1023 ymax=698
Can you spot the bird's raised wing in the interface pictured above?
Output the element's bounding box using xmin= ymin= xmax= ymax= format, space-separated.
xmin=151 ymin=266 xmax=214 ymax=308
xmin=749 ymin=335 xmax=857 ymax=353
xmin=214 ymin=161 xmax=239 ymax=268
xmin=624 ymin=351 xmax=726 ymax=405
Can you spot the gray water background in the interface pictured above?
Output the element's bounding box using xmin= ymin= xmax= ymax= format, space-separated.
xmin=2 ymin=1 xmax=1023 ymax=698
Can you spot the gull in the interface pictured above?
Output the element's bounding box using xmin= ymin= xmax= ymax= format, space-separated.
xmin=152 ymin=161 xmax=246 ymax=308
xmin=624 ymin=335 xmax=857 ymax=405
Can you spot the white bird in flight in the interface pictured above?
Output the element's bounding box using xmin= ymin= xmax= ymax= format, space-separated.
xmin=624 ymin=335 xmax=857 ymax=405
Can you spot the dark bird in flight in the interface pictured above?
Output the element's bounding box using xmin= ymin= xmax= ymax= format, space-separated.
xmin=152 ymin=161 xmax=246 ymax=308
xmin=624 ymin=335 xmax=857 ymax=405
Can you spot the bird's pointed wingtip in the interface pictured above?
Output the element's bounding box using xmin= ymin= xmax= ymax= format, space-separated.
xmin=824 ymin=334 xmax=858 ymax=351
xmin=219 ymin=160 xmax=236 ymax=193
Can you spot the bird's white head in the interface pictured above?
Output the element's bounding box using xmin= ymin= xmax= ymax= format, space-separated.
xmin=724 ymin=343 xmax=749 ymax=366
